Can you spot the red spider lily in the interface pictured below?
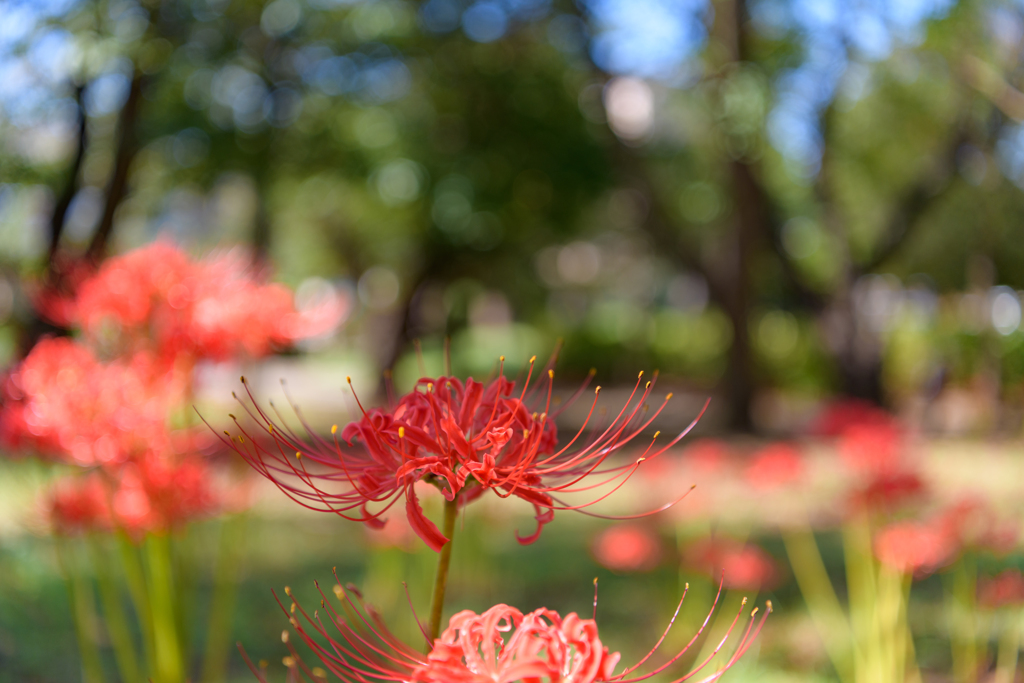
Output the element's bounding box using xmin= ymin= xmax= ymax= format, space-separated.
xmin=811 ymin=399 xmax=894 ymax=437
xmin=45 ymin=453 xmax=220 ymax=537
xmin=240 ymin=576 xmax=770 ymax=683
xmin=683 ymin=539 xmax=781 ymax=592
xmin=591 ymin=524 xmax=662 ymax=573
xmin=222 ymin=360 xmax=707 ymax=551
xmin=848 ymin=471 xmax=926 ymax=514
xmin=934 ymin=498 xmax=1018 ymax=556
xmin=0 ymin=338 xmax=178 ymax=466
xmin=874 ymin=521 xmax=954 ymax=577
xmin=979 ymin=569 xmax=1024 ymax=609
xmin=743 ymin=443 xmax=803 ymax=490
xmin=74 ymin=242 xmax=345 ymax=362
xmin=838 ymin=422 xmax=904 ymax=474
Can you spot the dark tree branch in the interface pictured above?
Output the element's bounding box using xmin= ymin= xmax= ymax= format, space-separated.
xmin=87 ymin=70 xmax=144 ymax=262
xmin=48 ymin=82 xmax=88 ymax=267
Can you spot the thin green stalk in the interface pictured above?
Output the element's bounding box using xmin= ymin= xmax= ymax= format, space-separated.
xmin=994 ymin=611 xmax=1020 ymax=683
xmin=56 ymin=539 xmax=107 ymax=683
xmin=427 ymin=496 xmax=459 ymax=646
xmin=781 ymin=526 xmax=855 ymax=683
xmin=89 ymin=536 xmax=140 ymax=683
xmin=946 ymin=558 xmax=979 ymax=683
xmin=118 ymin=532 xmax=156 ymax=678
xmin=146 ymin=532 xmax=184 ymax=683
xmin=842 ymin=512 xmax=877 ymax=683
xmin=200 ymin=515 xmax=247 ymax=683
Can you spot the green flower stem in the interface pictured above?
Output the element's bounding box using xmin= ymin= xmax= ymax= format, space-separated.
xmin=200 ymin=514 xmax=247 ymax=683
xmin=117 ymin=532 xmax=157 ymax=677
xmin=946 ymin=558 xmax=979 ymax=683
xmin=89 ymin=536 xmax=140 ymax=683
xmin=146 ymin=532 xmax=184 ymax=683
xmin=56 ymin=538 xmax=106 ymax=683
xmin=781 ymin=526 xmax=855 ymax=683
xmin=994 ymin=610 xmax=1020 ymax=683
xmin=427 ymin=496 xmax=460 ymax=646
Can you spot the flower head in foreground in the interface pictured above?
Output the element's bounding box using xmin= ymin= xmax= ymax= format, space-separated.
xmin=241 ymin=577 xmax=769 ymax=683
xmin=223 ymin=359 xmax=707 ymax=551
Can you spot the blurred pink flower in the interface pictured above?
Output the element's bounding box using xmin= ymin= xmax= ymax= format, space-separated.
xmin=979 ymin=570 xmax=1024 ymax=609
xmin=874 ymin=521 xmax=954 ymax=576
xmin=245 ymin=579 xmax=769 ymax=683
xmin=684 ymin=439 xmax=730 ymax=473
xmin=744 ymin=443 xmax=803 ymax=490
xmin=684 ymin=538 xmax=780 ymax=591
xmin=839 ymin=422 xmax=903 ymax=474
xmin=811 ymin=399 xmax=894 ymax=437
xmin=47 ymin=474 xmax=112 ymax=534
xmin=935 ymin=498 xmax=1018 ymax=556
xmin=591 ymin=524 xmax=662 ymax=573
xmin=227 ymin=367 xmax=705 ymax=552
xmin=849 ymin=471 xmax=926 ymax=514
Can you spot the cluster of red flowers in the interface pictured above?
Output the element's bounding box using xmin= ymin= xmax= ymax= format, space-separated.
xmin=74 ymin=243 xmax=343 ymax=362
xmin=243 ymin=577 xmax=769 ymax=683
xmin=226 ymin=362 xmax=706 ymax=551
xmin=3 ymin=242 xmax=341 ymax=537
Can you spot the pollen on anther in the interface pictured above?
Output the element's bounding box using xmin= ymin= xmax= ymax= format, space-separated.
xmin=240 ymin=375 xmax=246 ymax=383
xmin=523 ymin=429 xmax=530 ymax=438
xmin=637 ymin=457 xmax=645 ymax=463
xmin=645 ymin=381 xmax=651 ymax=389
xmin=283 ymin=656 xmax=296 ymax=668
xmin=290 ymin=603 xmax=295 ymax=614
xmin=595 ymin=386 xmax=602 ymax=394
xmin=289 ymin=617 xmax=298 ymax=627
xmin=281 ymin=630 xmax=289 ymax=643
xmin=548 ymin=369 xmax=554 ymax=379
xmin=499 ymin=355 xmax=505 ymax=362
xmin=333 ymin=585 xmax=344 ymax=599
xmin=238 ymin=436 xmax=244 ymax=443
xmin=741 ymin=597 xmax=748 ymax=606
xmin=685 ymin=582 xmax=689 ymax=589
xmin=666 ymin=392 xmax=673 ymax=400
xmin=767 ymin=600 xmax=773 ymax=612
xmin=398 ymin=427 xmax=405 ymax=438
xmin=295 ymin=452 xmax=301 ymax=459
xmin=223 ymin=431 xmax=230 ymax=436
xmin=331 ymin=425 xmax=338 ymax=435
xmin=529 ymin=355 xmax=537 ymax=363
xmin=285 ymin=586 xmax=292 ymax=596
xmin=751 ymin=607 xmax=759 ymax=617
xmin=653 ymin=431 xmax=661 ymax=439
xmin=638 ymin=370 xmax=644 ymax=379
xmin=346 ymin=376 xmax=352 ymax=384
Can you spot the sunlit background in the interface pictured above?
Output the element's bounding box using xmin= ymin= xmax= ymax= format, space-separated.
xmin=3 ymin=0 xmax=1024 ymax=681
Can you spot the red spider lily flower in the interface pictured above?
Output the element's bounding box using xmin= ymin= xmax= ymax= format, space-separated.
xmin=591 ymin=524 xmax=662 ymax=573
xmin=75 ymin=242 xmax=345 ymax=362
xmin=934 ymin=498 xmax=1018 ymax=556
xmin=838 ymin=422 xmax=904 ymax=474
xmin=811 ymin=399 xmax=894 ymax=437
xmin=979 ymin=570 xmax=1024 ymax=609
xmin=44 ymin=453 xmax=220 ymax=537
xmin=848 ymin=471 xmax=926 ymax=514
xmin=683 ymin=539 xmax=780 ymax=591
xmin=744 ymin=443 xmax=803 ymax=490
xmin=223 ymin=360 xmax=707 ymax=552
xmin=0 ymin=338 xmax=177 ymax=466
xmin=683 ymin=439 xmax=730 ymax=473
xmin=47 ymin=474 xmax=113 ymax=534
xmin=874 ymin=521 xmax=954 ymax=577
xmin=240 ymin=577 xmax=770 ymax=683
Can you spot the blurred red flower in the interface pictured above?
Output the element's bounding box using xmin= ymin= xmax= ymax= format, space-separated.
xmin=849 ymin=471 xmax=926 ymax=513
xmin=591 ymin=524 xmax=662 ymax=573
xmin=0 ymin=338 xmax=175 ymax=466
xmin=874 ymin=521 xmax=954 ymax=576
xmin=811 ymin=399 xmax=894 ymax=437
xmin=839 ymin=422 xmax=904 ymax=474
xmin=227 ymin=366 xmax=705 ymax=551
xmin=978 ymin=569 xmax=1024 ymax=609
xmin=75 ymin=242 xmax=345 ymax=362
xmin=935 ymin=498 xmax=1018 ymax=556
xmin=744 ymin=443 xmax=803 ymax=490
xmin=684 ymin=538 xmax=780 ymax=591
xmin=245 ymin=579 xmax=769 ymax=683
xmin=48 ymin=474 xmax=112 ymax=534
xmin=684 ymin=438 xmax=730 ymax=472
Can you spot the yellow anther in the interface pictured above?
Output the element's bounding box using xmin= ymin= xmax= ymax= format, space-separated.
xmin=331 ymin=425 xmax=338 ymax=435
xmin=289 ymin=617 xmax=298 ymax=627
xmin=666 ymin=392 xmax=673 ymax=400
xmin=523 ymin=429 xmax=530 ymax=438
xmin=685 ymin=582 xmax=689 ymax=589
xmin=259 ymin=660 xmax=268 ymax=669
xmin=281 ymin=630 xmax=289 ymax=643
xmin=767 ymin=600 xmax=773 ymax=611
xmin=529 ymin=355 xmax=537 ymax=363
xmin=751 ymin=607 xmax=759 ymax=617
xmin=229 ymin=414 xmax=236 ymax=420
xmin=645 ymin=381 xmax=651 ymax=389
xmin=283 ymin=656 xmax=296 ymax=668
xmin=398 ymin=427 xmax=405 ymax=438
xmin=238 ymin=435 xmax=244 ymax=443
xmin=223 ymin=431 xmax=230 ymax=436
xmin=741 ymin=597 xmax=748 ymax=606
xmin=427 ymin=383 xmax=433 ymax=392
xmin=589 ymin=367 xmax=596 ymax=375
xmin=636 ymin=457 xmax=645 ymax=463
xmin=313 ymin=668 xmax=327 ymax=679
xmin=240 ymin=375 xmax=246 ymax=383
xmin=290 ymin=603 xmax=296 ymax=614
xmin=285 ymin=586 xmax=292 ymax=596
xmin=532 ymin=412 xmax=538 ymax=420
xmin=593 ymin=577 xmax=598 ymax=585
xmin=295 ymin=452 xmax=302 ymax=459
xmin=499 ymin=355 xmax=505 ymax=362
xmin=540 ymin=412 xmax=546 ymax=421
xmin=333 ymin=585 xmax=344 ymax=599
xmin=548 ymin=369 xmax=554 ymax=379
xmin=595 ymin=386 xmax=602 ymax=394
xmin=638 ymin=370 xmax=644 ymax=379
xmin=346 ymin=376 xmax=352 ymax=384
xmin=653 ymin=431 xmax=660 ymax=439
